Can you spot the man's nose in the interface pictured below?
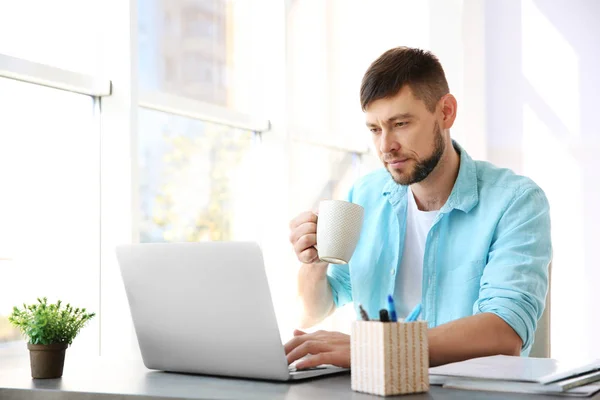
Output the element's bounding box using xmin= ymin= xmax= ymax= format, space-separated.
xmin=379 ymin=129 xmax=399 ymax=154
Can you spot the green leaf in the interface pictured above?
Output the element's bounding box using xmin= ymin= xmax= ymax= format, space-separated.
xmin=8 ymin=298 xmax=95 ymax=345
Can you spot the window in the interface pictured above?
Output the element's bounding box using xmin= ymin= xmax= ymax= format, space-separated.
xmin=138 ymin=109 xmax=257 ymax=243
xmin=182 ymin=53 xmax=216 ymax=85
xmin=183 ymin=9 xmax=219 ymax=38
xmin=138 ymin=0 xmax=232 ymax=107
xmin=0 ymin=78 xmax=99 ymax=355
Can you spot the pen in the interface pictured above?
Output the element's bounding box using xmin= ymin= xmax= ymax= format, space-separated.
xmin=379 ymin=309 xmax=390 ymax=322
xmin=358 ymin=304 xmax=370 ymax=321
xmin=387 ymin=295 xmax=398 ymax=322
xmin=405 ymin=303 xmax=422 ymax=322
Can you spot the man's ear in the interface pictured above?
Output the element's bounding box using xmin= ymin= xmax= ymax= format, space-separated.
xmin=439 ymin=94 xmax=457 ymax=130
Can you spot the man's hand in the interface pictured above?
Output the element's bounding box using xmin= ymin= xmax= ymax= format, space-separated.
xmin=284 ymin=329 xmax=350 ymax=369
xmin=289 ymin=211 xmax=323 ymax=265
xmin=290 ymin=211 xmax=335 ymax=329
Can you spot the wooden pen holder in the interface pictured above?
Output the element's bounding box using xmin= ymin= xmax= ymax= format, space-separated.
xmin=350 ymin=320 xmax=429 ymax=396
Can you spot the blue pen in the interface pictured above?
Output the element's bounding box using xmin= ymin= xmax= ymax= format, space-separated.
xmin=405 ymin=303 xmax=422 ymax=322
xmin=387 ymin=295 xmax=398 ymax=322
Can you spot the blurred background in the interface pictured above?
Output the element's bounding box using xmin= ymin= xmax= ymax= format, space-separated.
xmin=0 ymin=0 xmax=598 ymax=365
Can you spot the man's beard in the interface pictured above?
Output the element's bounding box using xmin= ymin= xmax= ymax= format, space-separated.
xmin=386 ymin=123 xmax=445 ymax=185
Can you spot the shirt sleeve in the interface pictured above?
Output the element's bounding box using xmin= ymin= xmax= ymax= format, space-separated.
xmin=325 ymin=185 xmax=356 ymax=308
xmin=327 ymin=263 xmax=353 ymax=308
xmin=473 ymin=187 xmax=552 ymax=353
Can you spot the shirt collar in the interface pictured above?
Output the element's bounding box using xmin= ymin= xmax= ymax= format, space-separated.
xmin=381 ymin=140 xmax=479 ymax=213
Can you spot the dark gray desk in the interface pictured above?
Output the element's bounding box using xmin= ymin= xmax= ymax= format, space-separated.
xmin=1 ymin=343 xmax=599 ymax=400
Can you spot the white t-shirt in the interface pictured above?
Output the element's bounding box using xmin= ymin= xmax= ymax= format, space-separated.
xmin=394 ymin=187 xmax=439 ymax=318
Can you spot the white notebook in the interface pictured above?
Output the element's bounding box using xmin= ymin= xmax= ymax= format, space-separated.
xmin=429 ymin=355 xmax=600 ymax=397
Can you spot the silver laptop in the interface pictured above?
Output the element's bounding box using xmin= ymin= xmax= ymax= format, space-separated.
xmin=116 ymin=241 xmax=348 ymax=381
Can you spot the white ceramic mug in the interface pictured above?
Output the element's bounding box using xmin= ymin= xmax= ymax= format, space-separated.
xmin=316 ymin=200 xmax=365 ymax=264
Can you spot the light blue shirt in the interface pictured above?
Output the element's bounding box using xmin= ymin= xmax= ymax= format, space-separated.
xmin=326 ymin=142 xmax=551 ymax=354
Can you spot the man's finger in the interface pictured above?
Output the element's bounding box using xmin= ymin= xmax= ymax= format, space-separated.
xmin=283 ymin=333 xmax=310 ymax=355
xmin=294 ymin=329 xmax=306 ymax=337
xmin=289 ymin=211 xmax=318 ymax=230
xmin=286 ymin=340 xmax=331 ymax=365
xmin=296 ymin=352 xmax=334 ymax=370
xmin=294 ymin=233 xmax=317 ymax=255
xmin=288 ymin=222 xmax=317 ymax=245
xmin=297 ymin=245 xmax=319 ymax=264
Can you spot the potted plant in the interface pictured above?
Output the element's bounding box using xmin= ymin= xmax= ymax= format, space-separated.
xmin=8 ymin=297 xmax=95 ymax=379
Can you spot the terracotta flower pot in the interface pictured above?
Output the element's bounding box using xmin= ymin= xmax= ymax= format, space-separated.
xmin=27 ymin=343 xmax=68 ymax=379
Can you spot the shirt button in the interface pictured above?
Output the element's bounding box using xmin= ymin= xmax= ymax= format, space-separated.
xmin=391 ymin=269 xmax=395 ymax=276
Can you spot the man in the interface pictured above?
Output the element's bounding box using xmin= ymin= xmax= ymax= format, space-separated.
xmin=285 ymin=47 xmax=551 ymax=369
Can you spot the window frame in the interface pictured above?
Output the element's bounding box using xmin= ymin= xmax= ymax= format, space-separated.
xmin=0 ymin=53 xmax=111 ymax=96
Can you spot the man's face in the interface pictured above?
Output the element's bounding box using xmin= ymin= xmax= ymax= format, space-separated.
xmin=365 ymin=85 xmax=445 ymax=185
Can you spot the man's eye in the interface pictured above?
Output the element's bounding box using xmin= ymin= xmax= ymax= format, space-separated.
xmin=370 ymin=128 xmax=380 ymax=134
xmin=395 ymin=122 xmax=407 ymax=128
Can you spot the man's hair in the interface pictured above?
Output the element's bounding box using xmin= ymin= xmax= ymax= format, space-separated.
xmin=360 ymin=47 xmax=449 ymax=113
